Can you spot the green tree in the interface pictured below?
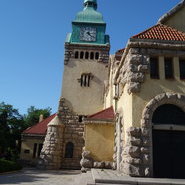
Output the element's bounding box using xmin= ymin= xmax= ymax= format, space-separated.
xmin=24 ymin=106 xmax=51 ymax=128
xmin=0 ymin=103 xmax=52 ymax=161
xmin=0 ymin=102 xmax=24 ymax=159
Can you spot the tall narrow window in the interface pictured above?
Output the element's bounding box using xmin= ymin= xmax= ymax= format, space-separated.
xmin=85 ymin=52 xmax=89 ymax=59
xmin=80 ymin=51 xmax=84 ymax=59
xmin=79 ymin=115 xmax=83 ymax=122
xmin=37 ymin=144 xmax=43 ymax=157
xmin=179 ymin=59 xmax=185 ymax=79
xmin=75 ymin=51 xmax=79 ymax=59
xmin=33 ymin=143 xmax=37 ymax=158
xmin=80 ymin=73 xmax=91 ymax=87
xmin=165 ymin=57 xmax=173 ymax=79
xmin=65 ymin=142 xmax=74 ymax=158
xmin=95 ymin=52 xmax=99 ymax=60
xmin=90 ymin=52 xmax=94 ymax=60
xmin=150 ymin=57 xmax=159 ymax=79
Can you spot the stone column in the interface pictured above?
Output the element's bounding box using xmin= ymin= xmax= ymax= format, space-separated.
xmin=38 ymin=116 xmax=64 ymax=170
xmin=120 ymin=127 xmax=151 ymax=177
xmin=121 ymin=127 xmax=143 ymax=176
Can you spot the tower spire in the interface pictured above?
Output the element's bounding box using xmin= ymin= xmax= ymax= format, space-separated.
xmin=84 ymin=0 xmax=97 ymax=10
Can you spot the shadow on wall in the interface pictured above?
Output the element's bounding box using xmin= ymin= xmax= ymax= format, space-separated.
xmin=137 ymin=78 xmax=185 ymax=103
xmin=92 ymin=75 xmax=102 ymax=85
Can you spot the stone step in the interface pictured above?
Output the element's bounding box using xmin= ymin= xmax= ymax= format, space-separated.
xmin=75 ymin=171 xmax=94 ymax=185
xmin=92 ymin=183 xmax=185 ymax=185
xmin=93 ymin=184 xmax=129 ymax=185
xmin=91 ymin=169 xmax=185 ymax=185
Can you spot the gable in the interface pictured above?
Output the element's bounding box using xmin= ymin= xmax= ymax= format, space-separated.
xmin=158 ymin=1 xmax=185 ymax=32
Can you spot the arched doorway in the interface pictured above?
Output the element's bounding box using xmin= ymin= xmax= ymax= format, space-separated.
xmin=65 ymin=142 xmax=74 ymax=158
xmin=152 ymin=104 xmax=185 ymax=179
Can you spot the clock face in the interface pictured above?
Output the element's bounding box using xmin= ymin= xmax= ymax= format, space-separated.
xmin=80 ymin=27 xmax=96 ymax=42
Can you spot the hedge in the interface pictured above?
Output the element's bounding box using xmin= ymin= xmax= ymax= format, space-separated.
xmin=0 ymin=159 xmax=22 ymax=173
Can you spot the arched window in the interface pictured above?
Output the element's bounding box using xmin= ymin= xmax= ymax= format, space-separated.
xmin=152 ymin=104 xmax=185 ymax=125
xmin=65 ymin=142 xmax=74 ymax=158
xmin=80 ymin=51 xmax=84 ymax=59
xmin=152 ymin=104 xmax=185 ymax=179
xmin=95 ymin=52 xmax=99 ymax=60
xmin=90 ymin=52 xmax=94 ymax=60
xmin=75 ymin=51 xmax=79 ymax=59
xmin=85 ymin=52 xmax=89 ymax=59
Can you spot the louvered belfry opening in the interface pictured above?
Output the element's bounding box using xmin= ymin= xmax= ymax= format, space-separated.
xmin=80 ymin=73 xmax=92 ymax=87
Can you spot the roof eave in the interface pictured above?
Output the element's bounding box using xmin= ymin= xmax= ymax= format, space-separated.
xmin=129 ymin=37 xmax=185 ymax=45
xmin=83 ymin=118 xmax=115 ymax=124
xmin=158 ymin=0 xmax=185 ymax=24
xmin=22 ymin=133 xmax=46 ymax=137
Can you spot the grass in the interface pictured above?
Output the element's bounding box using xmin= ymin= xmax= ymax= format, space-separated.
xmin=0 ymin=159 xmax=22 ymax=173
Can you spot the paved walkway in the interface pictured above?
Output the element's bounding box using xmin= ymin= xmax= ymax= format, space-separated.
xmin=0 ymin=168 xmax=84 ymax=185
xmin=1 ymin=168 xmax=185 ymax=185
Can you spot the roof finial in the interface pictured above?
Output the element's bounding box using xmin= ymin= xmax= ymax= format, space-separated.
xmin=84 ymin=0 xmax=97 ymax=10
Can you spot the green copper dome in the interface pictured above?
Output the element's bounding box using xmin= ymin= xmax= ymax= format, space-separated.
xmin=68 ymin=0 xmax=109 ymax=45
xmin=74 ymin=0 xmax=105 ymax=24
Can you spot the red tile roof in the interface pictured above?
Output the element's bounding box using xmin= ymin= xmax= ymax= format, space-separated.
xmin=115 ymin=48 xmax=125 ymax=61
xmin=23 ymin=114 xmax=56 ymax=135
xmin=88 ymin=107 xmax=115 ymax=120
xmin=132 ymin=24 xmax=185 ymax=41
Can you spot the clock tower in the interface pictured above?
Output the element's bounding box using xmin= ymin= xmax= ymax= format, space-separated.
xmin=62 ymin=0 xmax=110 ymax=115
xmin=40 ymin=0 xmax=110 ymax=170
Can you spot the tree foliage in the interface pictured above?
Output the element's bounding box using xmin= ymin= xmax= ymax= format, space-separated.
xmin=24 ymin=106 xmax=51 ymax=128
xmin=0 ymin=102 xmax=24 ymax=158
xmin=0 ymin=102 xmax=51 ymax=161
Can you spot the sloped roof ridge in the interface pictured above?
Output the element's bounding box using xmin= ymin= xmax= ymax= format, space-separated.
xmin=158 ymin=0 xmax=185 ymax=24
xmin=132 ymin=24 xmax=159 ymax=39
xmin=23 ymin=113 xmax=56 ymax=135
xmin=132 ymin=24 xmax=185 ymax=41
xmin=88 ymin=106 xmax=115 ymax=120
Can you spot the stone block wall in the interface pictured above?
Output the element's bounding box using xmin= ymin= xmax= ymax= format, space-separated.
xmin=58 ymin=98 xmax=85 ymax=169
xmin=39 ymin=122 xmax=64 ymax=170
xmin=39 ymin=97 xmax=85 ymax=170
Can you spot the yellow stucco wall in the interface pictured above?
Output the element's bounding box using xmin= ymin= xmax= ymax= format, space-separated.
xmin=163 ymin=7 xmax=185 ymax=32
xmin=85 ymin=124 xmax=114 ymax=162
xmin=20 ymin=137 xmax=44 ymax=161
xmin=130 ymin=56 xmax=185 ymax=127
xmin=62 ymin=57 xmax=108 ymax=115
xmin=107 ymin=56 xmax=185 ymax=141
xmin=116 ymin=84 xmax=133 ymax=141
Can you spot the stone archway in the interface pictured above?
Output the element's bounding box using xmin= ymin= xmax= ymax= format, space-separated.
xmin=141 ymin=93 xmax=185 ymax=177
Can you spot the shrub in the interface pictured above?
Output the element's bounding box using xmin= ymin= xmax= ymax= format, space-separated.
xmin=0 ymin=159 xmax=22 ymax=173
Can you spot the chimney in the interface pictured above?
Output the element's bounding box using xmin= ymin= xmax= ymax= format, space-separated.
xmin=39 ymin=114 xmax=44 ymax=122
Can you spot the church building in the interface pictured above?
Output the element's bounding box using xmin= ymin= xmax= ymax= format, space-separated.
xmin=21 ymin=0 xmax=185 ymax=179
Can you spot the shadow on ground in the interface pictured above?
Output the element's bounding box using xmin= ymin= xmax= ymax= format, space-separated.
xmin=0 ymin=168 xmax=81 ymax=185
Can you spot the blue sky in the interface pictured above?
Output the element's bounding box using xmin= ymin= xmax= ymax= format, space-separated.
xmin=0 ymin=0 xmax=181 ymax=114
